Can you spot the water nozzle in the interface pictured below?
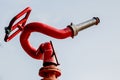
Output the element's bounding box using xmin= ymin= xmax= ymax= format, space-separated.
xmin=68 ymin=17 xmax=100 ymax=37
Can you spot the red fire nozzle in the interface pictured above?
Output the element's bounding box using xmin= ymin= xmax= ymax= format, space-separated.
xmin=20 ymin=17 xmax=100 ymax=60
xmin=4 ymin=7 xmax=100 ymax=60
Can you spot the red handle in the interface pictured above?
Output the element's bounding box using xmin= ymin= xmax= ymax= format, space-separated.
xmin=4 ymin=7 xmax=31 ymax=42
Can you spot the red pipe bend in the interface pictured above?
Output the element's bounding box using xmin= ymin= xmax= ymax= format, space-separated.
xmin=20 ymin=22 xmax=73 ymax=60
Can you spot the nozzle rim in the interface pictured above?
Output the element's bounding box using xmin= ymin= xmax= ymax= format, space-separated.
xmin=93 ymin=17 xmax=100 ymax=25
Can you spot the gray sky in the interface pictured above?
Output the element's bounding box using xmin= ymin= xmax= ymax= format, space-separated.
xmin=0 ymin=0 xmax=120 ymax=80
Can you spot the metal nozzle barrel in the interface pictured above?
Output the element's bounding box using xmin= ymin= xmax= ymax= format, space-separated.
xmin=69 ymin=17 xmax=100 ymax=37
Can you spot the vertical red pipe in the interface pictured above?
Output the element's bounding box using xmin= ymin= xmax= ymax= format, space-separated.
xmin=39 ymin=42 xmax=61 ymax=80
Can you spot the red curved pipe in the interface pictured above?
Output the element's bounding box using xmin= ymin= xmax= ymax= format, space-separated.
xmin=20 ymin=22 xmax=73 ymax=60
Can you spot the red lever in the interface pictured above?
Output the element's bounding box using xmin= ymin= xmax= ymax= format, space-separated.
xmin=4 ymin=7 xmax=31 ymax=42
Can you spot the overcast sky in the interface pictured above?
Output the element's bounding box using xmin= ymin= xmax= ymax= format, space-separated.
xmin=0 ymin=0 xmax=120 ymax=80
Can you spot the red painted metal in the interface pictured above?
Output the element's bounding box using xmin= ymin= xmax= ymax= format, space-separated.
xmin=4 ymin=7 xmax=100 ymax=80
xmin=37 ymin=42 xmax=61 ymax=80
xmin=19 ymin=17 xmax=100 ymax=60
xmin=20 ymin=22 xmax=73 ymax=60
xmin=39 ymin=65 xmax=61 ymax=80
xmin=4 ymin=7 xmax=100 ymax=60
xmin=4 ymin=7 xmax=31 ymax=42
xmin=41 ymin=42 xmax=56 ymax=64
xmin=4 ymin=7 xmax=62 ymax=80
